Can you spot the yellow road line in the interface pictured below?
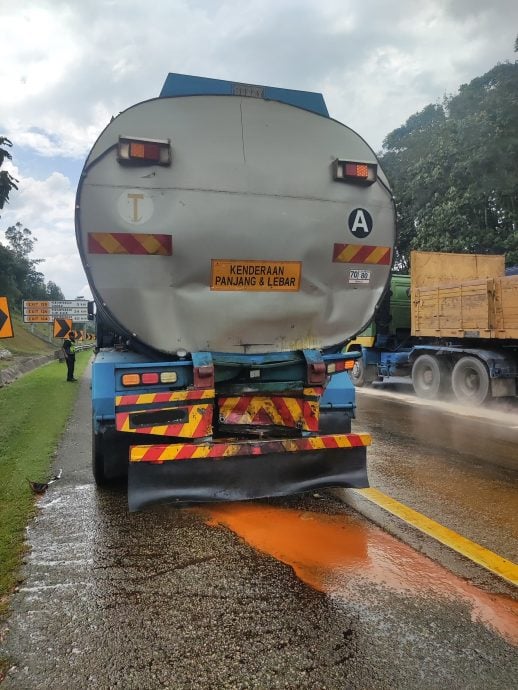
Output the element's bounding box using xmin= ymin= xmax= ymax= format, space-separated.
xmin=355 ymin=487 xmax=518 ymax=587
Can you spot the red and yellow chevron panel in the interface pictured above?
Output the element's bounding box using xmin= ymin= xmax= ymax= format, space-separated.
xmin=333 ymin=243 xmax=391 ymax=265
xmin=116 ymin=390 xmax=215 ymax=407
xmin=218 ymin=389 xmax=322 ymax=432
xmin=88 ymin=232 xmax=172 ymax=255
xmin=130 ymin=433 xmax=372 ymax=463
xmin=116 ymin=404 xmax=213 ymax=438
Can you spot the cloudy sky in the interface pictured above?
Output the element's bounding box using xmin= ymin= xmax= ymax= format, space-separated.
xmin=1 ymin=0 xmax=517 ymax=300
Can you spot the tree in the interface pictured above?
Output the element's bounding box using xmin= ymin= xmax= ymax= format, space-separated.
xmin=46 ymin=281 xmax=65 ymax=300
xmin=0 ymin=140 xmax=66 ymax=306
xmin=5 ymin=223 xmax=46 ymax=301
xmin=0 ymin=137 xmax=19 ymax=214
xmin=0 ymin=243 xmax=22 ymax=304
xmin=0 ymin=223 xmax=65 ymax=306
xmin=5 ymin=221 xmax=36 ymax=257
xmin=380 ymin=62 xmax=518 ymax=270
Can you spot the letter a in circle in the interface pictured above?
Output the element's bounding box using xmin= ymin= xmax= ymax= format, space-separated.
xmin=348 ymin=208 xmax=373 ymax=238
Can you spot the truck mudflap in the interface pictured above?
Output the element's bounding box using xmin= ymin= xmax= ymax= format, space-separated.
xmin=127 ymin=433 xmax=370 ymax=511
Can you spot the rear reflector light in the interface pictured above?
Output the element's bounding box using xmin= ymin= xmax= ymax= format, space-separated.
xmin=118 ymin=137 xmax=172 ymax=166
xmin=333 ymin=159 xmax=377 ymax=185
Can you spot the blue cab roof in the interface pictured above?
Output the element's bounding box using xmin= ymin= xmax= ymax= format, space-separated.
xmin=159 ymin=73 xmax=329 ymax=118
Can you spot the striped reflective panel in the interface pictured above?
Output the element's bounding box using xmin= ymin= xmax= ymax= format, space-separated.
xmin=333 ymin=244 xmax=391 ymax=265
xmin=88 ymin=233 xmax=172 ymax=255
xmin=116 ymin=390 xmax=215 ymax=407
xmin=130 ymin=433 xmax=372 ymax=463
xmin=218 ymin=389 xmax=322 ymax=432
xmin=116 ymin=404 xmax=213 ymax=438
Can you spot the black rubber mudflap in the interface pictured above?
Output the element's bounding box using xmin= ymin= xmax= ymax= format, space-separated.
xmin=128 ymin=447 xmax=368 ymax=511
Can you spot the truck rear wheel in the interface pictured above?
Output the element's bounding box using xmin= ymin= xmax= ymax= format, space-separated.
xmin=92 ymin=428 xmax=130 ymax=486
xmin=92 ymin=429 xmax=109 ymax=486
xmin=350 ymin=358 xmax=377 ymax=387
xmin=451 ymin=356 xmax=490 ymax=406
xmin=412 ymin=354 xmax=450 ymax=400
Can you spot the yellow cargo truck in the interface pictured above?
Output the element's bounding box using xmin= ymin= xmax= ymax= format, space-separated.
xmin=347 ymin=250 xmax=518 ymax=406
xmin=410 ymin=251 xmax=518 ymax=404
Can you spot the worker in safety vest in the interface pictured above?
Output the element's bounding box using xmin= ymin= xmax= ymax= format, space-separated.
xmin=62 ymin=332 xmax=77 ymax=382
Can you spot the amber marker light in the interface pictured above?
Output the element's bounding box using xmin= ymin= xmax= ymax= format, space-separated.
xmin=122 ymin=373 xmax=141 ymax=386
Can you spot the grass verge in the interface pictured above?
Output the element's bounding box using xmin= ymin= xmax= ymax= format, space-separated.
xmin=0 ymin=351 xmax=90 ymax=613
xmin=0 ymin=314 xmax=58 ymax=372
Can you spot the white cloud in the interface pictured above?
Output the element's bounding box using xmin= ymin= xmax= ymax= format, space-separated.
xmin=1 ymin=0 xmax=517 ymax=303
xmin=2 ymin=0 xmax=517 ymax=157
xmin=0 ymin=162 xmax=91 ymax=299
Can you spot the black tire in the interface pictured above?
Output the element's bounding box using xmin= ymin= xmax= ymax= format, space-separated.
xmin=411 ymin=354 xmax=450 ymax=400
xmin=92 ymin=428 xmax=109 ymax=486
xmin=451 ymin=356 xmax=490 ymax=406
xmin=92 ymin=427 xmax=130 ymax=486
xmin=350 ymin=357 xmax=377 ymax=387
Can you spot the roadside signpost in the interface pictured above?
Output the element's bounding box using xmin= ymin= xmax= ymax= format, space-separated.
xmin=22 ymin=300 xmax=95 ymax=343
xmin=23 ymin=300 xmax=90 ymax=323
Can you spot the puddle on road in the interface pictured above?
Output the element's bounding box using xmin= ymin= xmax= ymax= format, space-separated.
xmin=197 ymin=502 xmax=518 ymax=646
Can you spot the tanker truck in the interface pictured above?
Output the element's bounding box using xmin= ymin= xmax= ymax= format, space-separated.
xmin=75 ymin=73 xmax=396 ymax=510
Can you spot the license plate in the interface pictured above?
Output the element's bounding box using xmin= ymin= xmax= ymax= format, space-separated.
xmin=349 ymin=269 xmax=371 ymax=284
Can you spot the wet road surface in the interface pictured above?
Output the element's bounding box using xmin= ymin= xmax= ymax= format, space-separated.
xmin=1 ymin=367 xmax=517 ymax=689
xmin=352 ymin=388 xmax=518 ymax=566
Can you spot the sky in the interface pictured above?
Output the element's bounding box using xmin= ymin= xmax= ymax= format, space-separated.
xmin=1 ymin=0 xmax=517 ymax=300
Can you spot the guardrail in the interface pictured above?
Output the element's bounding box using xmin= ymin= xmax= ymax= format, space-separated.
xmin=56 ymin=343 xmax=96 ymax=362
xmin=75 ymin=343 xmax=96 ymax=352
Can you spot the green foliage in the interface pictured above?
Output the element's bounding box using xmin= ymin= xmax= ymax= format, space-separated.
xmin=5 ymin=222 xmax=37 ymax=256
xmin=0 ymin=139 xmax=66 ymax=305
xmin=0 ymin=137 xmax=18 ymax=213
xmin=0 ymin=313 xmax=56 ymax=364
xmin=0 ymin=222 xmax=65 ymax=306
xmin=380 ymin=62 xmax=518 ymax=270
xmin=46 ymin=281 xmax=65 ymax=300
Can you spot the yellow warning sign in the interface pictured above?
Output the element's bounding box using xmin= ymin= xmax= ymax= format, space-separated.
xmin=211 ymin=260 xmax=301 ymax=292
xmin=0 ymin=296 xmax=14 ymax=338
xmin=54 ymin=318 xmax=72 ymax=338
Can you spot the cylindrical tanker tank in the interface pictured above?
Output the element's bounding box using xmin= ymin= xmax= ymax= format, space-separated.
xmin=76 ymin=92 xmax=395 ymax=356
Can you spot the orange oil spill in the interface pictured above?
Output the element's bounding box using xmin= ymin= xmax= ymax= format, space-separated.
xmin=196 ymin=502 xmax=518 ymax=646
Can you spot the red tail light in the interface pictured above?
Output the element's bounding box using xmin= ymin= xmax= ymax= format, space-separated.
xmin=333 ymin=159 xmax=377 ymax=186
xmin=118 ymin=137 xmax=172 ymax=166
xmin=326 ymin=359 xmax=355 ymax=374
xmin=141 ymin=372 xmax=160 ymax=384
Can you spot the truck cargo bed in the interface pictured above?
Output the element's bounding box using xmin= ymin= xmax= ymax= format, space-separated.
xmin=412 ymin=275 xmax=518 ymax=339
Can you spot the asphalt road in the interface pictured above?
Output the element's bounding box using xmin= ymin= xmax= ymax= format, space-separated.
xmin=351 ymin=387 xmax=518 ymax=564
xmin=1 ymin=366 xmax=517 ymax=689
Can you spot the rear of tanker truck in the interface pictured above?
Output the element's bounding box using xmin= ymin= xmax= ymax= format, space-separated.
xmin=75 ymin=74 xmax=396 ymax=510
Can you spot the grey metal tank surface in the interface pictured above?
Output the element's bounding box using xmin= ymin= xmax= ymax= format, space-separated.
xmin=76 ymin=94 xmax=395 ymax=355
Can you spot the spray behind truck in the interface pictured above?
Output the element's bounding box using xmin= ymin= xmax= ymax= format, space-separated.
xmin=76 ymin=74 xmax=396 ymax=510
